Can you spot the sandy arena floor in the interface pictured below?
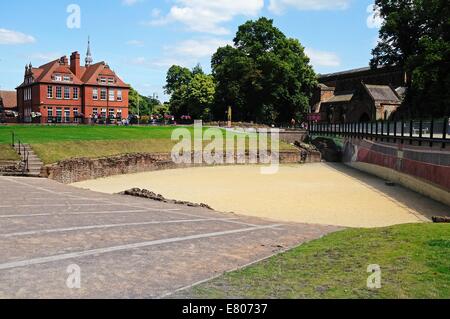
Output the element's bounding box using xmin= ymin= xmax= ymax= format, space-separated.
xmin=71 ymin=163 xmax=450 ymax=228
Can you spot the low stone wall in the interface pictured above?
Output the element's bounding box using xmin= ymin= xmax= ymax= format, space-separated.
xmin=278 ymin=130 xmax=308 ymax=144
xmin=342 ymin=138 xmax=450 ymax=206
xmin=43 ymin=151 xmax=304 ymax=184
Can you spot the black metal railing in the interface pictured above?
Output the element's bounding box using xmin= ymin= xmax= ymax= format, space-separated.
xmin=11 ymin=132 xmax=29 ymax=174
xmin=309 ymin=117 xmax=450 ymax=148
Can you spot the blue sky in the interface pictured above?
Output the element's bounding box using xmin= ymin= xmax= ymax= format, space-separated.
xmin=0 ymin=0 xmax=382 ymax=101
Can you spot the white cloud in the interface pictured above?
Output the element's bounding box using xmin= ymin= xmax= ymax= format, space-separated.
xmin=129 ymin=37 xmax=231 ymax=70
xmin=305 ymin=48 xmax=341 ymax=67
xmin=0 ymin=29 xmax=36 ymax=45
xmin=366 ymin=4 xmax=383 ymax=29
xmin=166 ymin=38 xmax=233 ymax=59
xmin=129 ymin=56 xmax=187 ymax=69
xmin=28 ymin=52 xmax=62 ymax=61
xmin=126 ymin=40 xmax=145 ymax=47
xmin=122 ymin=0 xmax=143 ymax=6
xmin=269 ymin=0 xmax=351 ymax=14
xmin=147 ymin=0 xmax=264 ymax=35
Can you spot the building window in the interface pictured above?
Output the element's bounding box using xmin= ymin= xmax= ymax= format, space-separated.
xmin=109 ymin=108 xmax=115 ymax=119
xmin=93 ymin=108 xmax=98 ymax=115
xmin=100 ymin=88 xmax=107 ymax=101
xmin=64 ymin=108 xmax=71 ymax=123
xmin=93 ymin=88 xmax=98 ymax=100
xmin=54 ymin=75 xmax=62 ymax=82
xmin=64 ymin=87 xmax=70 ymax=99
xmin=63 ymin=76 xmax=71 ymax=82
xmin=117 ymin=108 xmax=122 ymax=120
xmin=108 ymin=78 xmax=114 ymax=84
xmin=24 ymin=88 xmax=32 ymax=101
xmin=47 ymin=108 xmax=53 ymax=120
xmin=109 ymin=89 xmax=115 ymax=101
xmin=56 ymin=87 xmax=62 ymax=99
xmin=73 ymin=108 xmax=79 ymax=123
xmin=117 ymin=90 xmax=122 ymax=102
xmin=73 ymin=87 xmax=79 ymax=100
xmin=47 ymin=86 xmax=53 ymax=99
xmin=100 ymin=78 xmax=106 ymax=84
xmin=101 ymin=108 xmax=107 ymax=118
xmin=56 ymin=108 xmax=62 ymax=123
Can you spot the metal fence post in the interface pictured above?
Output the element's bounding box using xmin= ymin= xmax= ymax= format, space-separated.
xmin=419 ymin=119 xmax=423 ymax=146
xmin=429 ymin=119 xmax=434 ymax=148
xmin=401 ymin=119 xmax=404 ymax=144
xmin=409 ymin=120 xmax=413 ymax=145
xmin=443 ymin=117 xmax=448 ymax=149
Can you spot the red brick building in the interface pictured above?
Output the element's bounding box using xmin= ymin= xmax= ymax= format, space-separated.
xmin=16 ymin=41 xmax=130 ymax=123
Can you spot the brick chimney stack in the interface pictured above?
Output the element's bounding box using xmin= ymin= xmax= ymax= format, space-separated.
xmin=70 ymin=51 xmax=81 ymax=76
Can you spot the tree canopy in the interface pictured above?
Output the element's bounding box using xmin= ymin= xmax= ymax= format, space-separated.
xmin=211 ymin=17 xmax=317 ymax=124
xmin=370 ymin=0 xmax=450 ymax=117
xmin=164 ymin=64 xmax=215 ymax=120
xmin=128 ymin=87 xmax=161 ymax=116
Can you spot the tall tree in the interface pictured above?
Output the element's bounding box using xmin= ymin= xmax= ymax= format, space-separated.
xmin=370 ymin=0 xmax=450 ymax=117
xmin=211 ymin=17 xmax=317 ymax=124
xmin=164 ymin=65 xmax=215 ymax=119
xmin=128 ymin=87 xmax=160 ymax=116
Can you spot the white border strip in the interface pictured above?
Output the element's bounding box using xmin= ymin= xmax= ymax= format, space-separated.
xmin=0 ymin=224 xmax=281 ymax=271
xmin=0 ymin=217 xmax=240 ymax=238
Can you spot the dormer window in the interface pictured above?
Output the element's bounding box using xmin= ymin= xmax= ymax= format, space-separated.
xmin=108 ymin=78 xmax=114 ymax=84
xmin=100 ymin=77 xmax=106 ymax=84
xmin=63 ymin=76 xmax=71 ymax=82
xmin=54 ymin=75 xmax=62 ymax=82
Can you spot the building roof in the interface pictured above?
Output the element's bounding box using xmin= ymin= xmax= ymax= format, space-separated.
xmin=323 ymin=93 xmax=354 ymax=104
xmin=363 ymin=84 xmax=401 ymax=103
xmin=319 ymin=64 xmax=399 ymax=79
xmin=17 ymin=55 xmax=129 ymax=89
xmin=0 ymin=91 xmax=17 ymax=109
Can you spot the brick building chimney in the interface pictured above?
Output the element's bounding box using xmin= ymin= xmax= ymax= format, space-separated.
xmin=70 ymin=52 xmax=81 ymax=76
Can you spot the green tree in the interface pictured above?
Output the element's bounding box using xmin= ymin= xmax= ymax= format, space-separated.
xmin=164 ymin=64 xmax=215 ymax=119
xmin=187 ymin=73 xmax=216 ymax=120
xmin=370 ymin=0 xmax=450 ymax=117
xmin=211 ymin=17 xmax=317 ymax=124
xmin=128 ymin=87 xmax=160 ymax=116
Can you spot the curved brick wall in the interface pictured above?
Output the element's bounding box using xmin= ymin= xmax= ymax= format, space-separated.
xmin=343 ymin=138 xmax=450 ymax=206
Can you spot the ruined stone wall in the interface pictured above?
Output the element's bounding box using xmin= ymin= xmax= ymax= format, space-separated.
xmin=43 ymin=151 xmax=306 ymax=184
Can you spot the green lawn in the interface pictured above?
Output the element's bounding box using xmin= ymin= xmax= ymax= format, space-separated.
xmin=0 ymin=125 xmax=182 ymax=144
xmin=0 ymin=126 xmax=296 ymax=164
xmin=0 ymin=144 xmax=19 ymax=161
xmin=180 ymin=223 xmax=450 ymax=299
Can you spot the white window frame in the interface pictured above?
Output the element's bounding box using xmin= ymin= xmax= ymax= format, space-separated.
xmin=117 ymin=90 xmax=123 ymax=102
xmin=73 ymin=87 xmax=79 ymax=100
xmin=64 ymin=87 xmax=70 ymax=100
xmin=100 ymin=88 xmax=107 ymax=101
xmin=108 ymin=78 xmax=114 ymax=84
xmin=54 ymin=75 xmax=62 ymax=82
xmin=56 ymin=86 xmax=62 ymax=99
xmin=63 ymin=75 xmax=71 ymax=82
xmin=64 ymin=108 xmax=71 ymax=123
xmin=47 ymin=86 xmax=53 ymax=99
xmin=93 ymin=88 xmax=98 ymax=100
xmin=109 ymin=89 xmax=115 ymax=101
xmin=100 ymin=77 xmax=106 ymax=84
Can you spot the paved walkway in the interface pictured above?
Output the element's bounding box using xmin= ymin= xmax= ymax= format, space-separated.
xmin=0 ymin=176 xmax=339 ymax=298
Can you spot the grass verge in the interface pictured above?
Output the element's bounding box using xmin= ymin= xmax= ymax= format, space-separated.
xmin=179 ymin=223 xmax=450 ymax=299
xmin=1 ymin=126 xmax=296 ymax=164
xmin=0 ymin=144 xmax=19 ymax=161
